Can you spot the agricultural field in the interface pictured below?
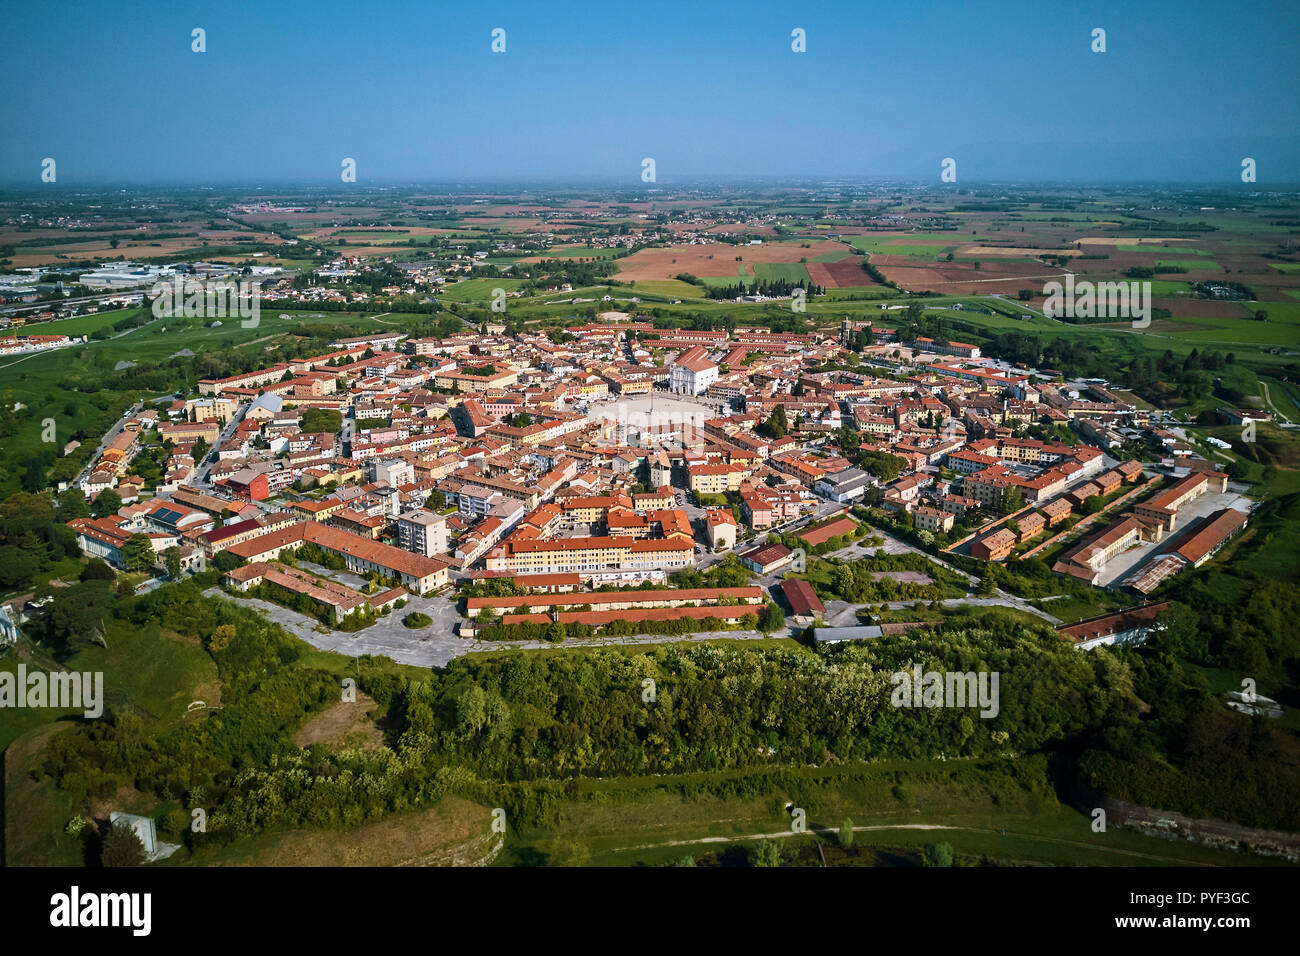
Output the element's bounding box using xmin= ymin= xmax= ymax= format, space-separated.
xmin=612 ymin=239 xmax=853 ymax=282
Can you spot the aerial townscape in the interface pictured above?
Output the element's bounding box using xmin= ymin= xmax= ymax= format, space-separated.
xmin=4 ymin=179 xmax=1297 ymax=870
xmin=0 ymin=3 xmax=1297 ymax=929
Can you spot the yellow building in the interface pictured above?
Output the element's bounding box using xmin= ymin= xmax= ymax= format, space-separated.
xmin=688 ymin=463 xmax=749 ymax=495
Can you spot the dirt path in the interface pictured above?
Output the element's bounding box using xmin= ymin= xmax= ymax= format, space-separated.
xmin=1260 ymin=381 xmax=1295 ymax=424
xmin=616 ymin=822 xmax=1214 ymax=865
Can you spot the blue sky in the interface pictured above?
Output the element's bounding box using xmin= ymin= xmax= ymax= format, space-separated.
xmin=1 ymin=0 xmax=1296 ymax=185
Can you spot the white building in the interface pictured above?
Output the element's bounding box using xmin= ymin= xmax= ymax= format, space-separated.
xmin=669 ymin=356 xmax=718 ymax=396
xmin=369 ymin=457 xmax=414 ymax=488
xmin=813 ymin=467 xmax=873 ymax=503
xmin=396 ymin=509 xmax=448 ymax=557
xmin=0 ymin=603 xmax=20 ymax=646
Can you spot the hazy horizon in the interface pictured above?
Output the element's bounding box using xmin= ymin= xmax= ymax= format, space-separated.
xmin=2 ymin=0 xmax=1298 ymax=186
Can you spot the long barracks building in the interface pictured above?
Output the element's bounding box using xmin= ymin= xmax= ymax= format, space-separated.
xmin=225 ymin=520 xmax=449 ymax=593
xmin=484 ymin=534 xmax=693 ymax=576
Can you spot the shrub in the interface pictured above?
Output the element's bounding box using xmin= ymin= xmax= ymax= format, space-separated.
xmin=923 ymin=842 xmax=954 ymax=867
xmin=101 ymin=823 xmax=146 ymax=867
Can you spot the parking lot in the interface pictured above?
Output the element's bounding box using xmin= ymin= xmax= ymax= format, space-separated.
xmin=207 ymin=586 xmax=480 ymax=667
xmin=1092 ymin=489 xmax=1254 ymax=588
xmin=204 ymin=559 xmax=491 ymax=667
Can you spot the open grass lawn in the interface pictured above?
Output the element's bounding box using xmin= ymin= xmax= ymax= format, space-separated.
xmin=1248 ymin=300 xmax=1300 ymax=326
xmin=815 ymin=288 xmax=899 ymax=303
xmin=329 ymin=229 xmax=417 ymax=239
xmin=76 ymin=620 xmax=220 ymax=722
xmin=928 ymin=305 xmax=1051 ymax=333
xmin=497 ymin=759 xmax=1270 ymax=868
xmin=1032 ymin=590 xmax=1132 ymax=625
xmin=870 ymin=605 xmax=1049 ymax=631
xmin=811 ymin=248 xmax=856 ymax=263
xmin=0 ymin=670 xmax=82 ymax=754
xmin=173 ymin=797 xmax=494 ymax=866
xmin=17 ymin=307 xmax=139 ymax=337
xmin=1009 ymin=213 xmax=1129 ymax=223
xmin=942 ymin=300 xmax=1300 ymax=364
xmin=1209 ymin=485 xmax=1300 ymax=579
xmin=461 ymin=635 xmax=808 ymax=664
xmin=0 ymin=616 xmax=217 ymax=757
xmin=4 ymin=724 xmax=86 ymax=866
xmin=436 ymin=277 xmax=527 ymax=303
xmin=2 ymin=619 xmax=218 ymax=864
xmin=1260 ymin=375 xmax=1300 ymax=422
xmin=2 ymin=307 xmax=406 ymax=379
xmin=1194 ymin=422 xmax=1300 ymax=499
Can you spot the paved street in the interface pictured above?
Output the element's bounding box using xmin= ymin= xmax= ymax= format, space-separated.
xmin=73 ymin=400 xmax=142 ymax=488
xmin=194 ymin=402 xmax=249 ymax=486
xmin=695 ymin=497 xmax=841 ymax=571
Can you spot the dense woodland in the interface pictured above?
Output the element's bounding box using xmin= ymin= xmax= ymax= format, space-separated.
xmin=38 ymin=578 xmax=1136 ymax=841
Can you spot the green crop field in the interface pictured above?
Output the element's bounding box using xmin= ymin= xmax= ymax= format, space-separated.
xmin=1155 ymin=259 xmax=1219 ymax=271
xmin=624 ymin=279 xmax=707 ymax=298
xmin=1248 ymin=300 xmax=1300 ymax=325
xmin=1142 ymin=317 xmax=1300 ymax=347
xmin=752 ymin=262 xmax=811 ymax=283
xmin=848 ymin=236 xmax=964 ymax=258
xmin=435 ymin=277 xmax=528 ymax=302
xmin=542 ymin=246 xmax=623 ymax=259
xmin=331 ymin=230 xmax=414 ymax=241
xmin=1145 ymin=280 xmax=1195 ymax=295
xmin=17 ymin=307 xmax=138 ymax=336
xmin=1117 ymin=244 xmax=1213 ymax=254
